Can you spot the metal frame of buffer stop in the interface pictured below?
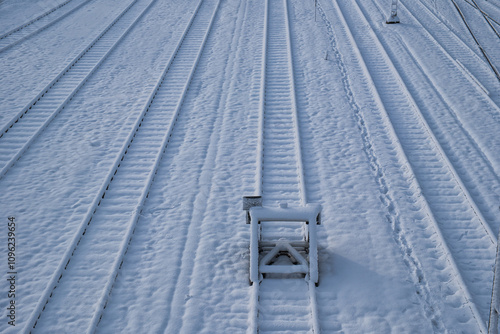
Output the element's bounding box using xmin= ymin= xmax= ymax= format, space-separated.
xmin=243 ymin=196 xmax=322 ymax=286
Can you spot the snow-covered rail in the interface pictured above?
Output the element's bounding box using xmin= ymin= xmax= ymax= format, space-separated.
xmin=484 ymin=0 xmax=500 ymax=21
xmin=368 ymin=0 xmax=500 ymax=247
xmin=464 ymin=0 xmax=500 ymax=37
xmin=248 ymin=0 xmax=319 ymax=332
xmin=0 ymin=0 xmax=93 ymax=53
xmin=451 ymin=0 xmax=500 ymax=81
xmin=0 ymin=0 xmax=72 ymax=39
xmin=331 ymin=0 xmax=495 ymax=330
xmin=23 ymin=0 xmax=220 ymax=332
xmin=0 ymin=0 xmax=145 ymax=180
xmin=463 ymin=0 xmax=500 ymax=28
xmin=398 ymin=0 xmax=500 ymax=99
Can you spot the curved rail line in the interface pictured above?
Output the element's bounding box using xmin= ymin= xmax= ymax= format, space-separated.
xmin=399 ymin=0 xmax=500 ymax=99
xmin=24 ymin=0 xmax=220 ymax=332
xmin=0 ymin=0 xmax=93 ymax=53
xmin=467 ymin=0 xmax=500 ymax=46
xmin=373 ymin=0 xmax=500 ymax=243
xmin=316 ymin=0 xmax=448 ymax=330
xmin=402 ymin=0 xmax=485 ymax=66
xmin=334 ymin=0 xmax=496 ymax=330
xmin=0 ymin=0 xmax=143 ymax=180
xmin=451 ymin=0 xmax=500 ymax=80
xmin=464 ymin=0 xmax=500 ymax=28
xmin=249 ymin=0 xmax=319 ymax=332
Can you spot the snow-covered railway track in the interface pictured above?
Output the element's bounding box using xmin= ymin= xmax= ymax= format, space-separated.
xmin=250 ymin=0 xmax=319 ymax=332
xmin=0 ymin=0 xmax=147 ymax=180
xmin=334 ymin=0 xmax=495 ymax=328
xmin=24 ymin=0 xmax=220 ymax=332
xmin=452 ymin=0 xmax=500 ymax=80
xmin=399 ymin=0 xmax=500 ymax=95
xmin=485 ymin=0 xmax=500 ymax=17
xmin=260 ymin=0 xmax=303 ymax=208
xmin=463 ymin=0 xmax=500 ymax=34
xmin=0 ymin=0 xmax=72 ymax=39
xmin=464 ymin=0 xmax=500 ymax=27
xmin=0 ymin=0 xmax=92 ymax=53
xmin=367 ymin=0 xmax=500 ymax=256
xmin=400 ymin=0 xmax=483 ymax=63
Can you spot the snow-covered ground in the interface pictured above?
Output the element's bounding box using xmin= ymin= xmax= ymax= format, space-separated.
xmin=1 ymin=0 xmax=500 ymax=332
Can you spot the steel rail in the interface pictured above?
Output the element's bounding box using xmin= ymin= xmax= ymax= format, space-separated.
xmin=0 ymin=0 xmax=93 ymax=53
xmin=250 ymin=0 xmax=319 ymax=332
xmin=334 ymin=0 xmax=492 ymax=330
xmin=0 ymin=0 xmax=72 ymax=40
xmin=451 ymin=0 xmax=500 ymax=81
xmin=469 ymin=0 xmax=500 ymax=39
xmin=464 ymin=0 xmax=500 ymax=27
xmin=87 ymin=0 xmax=220 ymax=331
xmin=20 ymin=0 xmax=206 ymax=331
xmin=0 ymin=0 xmax=140 ymax=180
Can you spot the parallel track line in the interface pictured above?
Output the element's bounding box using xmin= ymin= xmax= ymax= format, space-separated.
xmin=22 ymin=0 xmax=211 ymax=331
xmin=250 ymin=0 xmax=319 ymax=332
xmin=0 ymin=0 xmax=73 ymax=39
xmin=370 ymin=0 xmax=500 ymax=238
xmin=400 ymin=0 xmax=500 ymax=96
xmin=0 ymin=0 xmax=93 ymax=53
xmin=451 ymin=0 xmax=500 ymax=80
xmin=0 ymin=0 xmax=143 ymax=180
xmin=336 ymin=0 xmax=494 ymax=329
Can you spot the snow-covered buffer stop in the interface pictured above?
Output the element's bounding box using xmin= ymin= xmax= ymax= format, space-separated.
xmin=243 ymin=196 xmax=321 ymax=286
xmin=386 ymin=0 xmax=400 ymax=24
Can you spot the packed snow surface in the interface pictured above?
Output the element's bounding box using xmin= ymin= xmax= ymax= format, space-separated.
xmin=1 ymin=0 xmax=500 ymax=332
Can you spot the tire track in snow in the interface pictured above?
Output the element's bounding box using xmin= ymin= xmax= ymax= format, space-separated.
xmin=24 ymin=0 xmax=217 ymax=331
xmin=0 ymin=0 xmax=92 ymax=53
xmin=0 ymin=0 xmax=149 ymax=180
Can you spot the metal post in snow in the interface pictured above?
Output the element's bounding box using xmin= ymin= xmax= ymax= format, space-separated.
xmin=386 ymin=0 xmax=400 ymax=24
xmin=489 ymin=223 xmax=500 ymax=334
xmin=315 ymin=0 xmax=317 ymax=22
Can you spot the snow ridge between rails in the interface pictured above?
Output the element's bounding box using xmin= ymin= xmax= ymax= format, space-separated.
xmin=81 ymin=0 xmax=219 ymax=331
